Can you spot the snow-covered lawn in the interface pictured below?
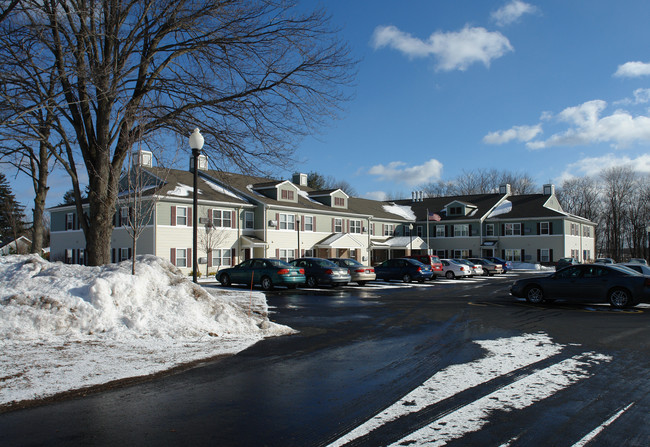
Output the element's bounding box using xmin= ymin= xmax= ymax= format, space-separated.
xmin=0 ymin=255 xmax=295 ymax=409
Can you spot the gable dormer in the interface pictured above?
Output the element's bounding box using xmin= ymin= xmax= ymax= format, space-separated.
xmin=251 ymin=180 xmax=299 ymax=203
xmin=308 ymin=189 xmax=349 ymax=209
xmin=444 ymin=200 xmax=477 ymax=217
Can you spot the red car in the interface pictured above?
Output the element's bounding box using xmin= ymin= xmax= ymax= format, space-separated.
xmin=404 ymin=254 xmax=443 ymax=279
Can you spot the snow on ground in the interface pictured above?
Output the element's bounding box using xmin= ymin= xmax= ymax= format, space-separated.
xmin=0 ymin=255 xmax=295 ymax=408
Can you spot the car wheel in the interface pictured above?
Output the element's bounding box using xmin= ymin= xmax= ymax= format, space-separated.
xmin=219 ymin=273 xmax=231 ymax=287
xmin=260 ymin=276 xmax=273 ymax=291
xmin=482 ymin=270 xmax=489 ymax=276
xmin=402 ymin=274 xmax=412 ymax=283
xmin=608 ymin=288 xmax=634 ymax=308
xmin=357 ymin=281 xmax=367 ymax=286
xmin=445 ymin=271 xmax=455 ymax=279
xmin=306 ymin=276 xmax=318 ymax=288
xmin=524 ymin=285 xmax=544 ymax=304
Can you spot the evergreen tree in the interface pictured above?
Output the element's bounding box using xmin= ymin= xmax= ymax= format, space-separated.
xmin=0 ymin=172 xmax=25 ymax=245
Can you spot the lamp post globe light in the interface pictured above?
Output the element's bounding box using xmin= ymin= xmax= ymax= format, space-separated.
xmin=189 ymin=128 xmax=204 ymax=283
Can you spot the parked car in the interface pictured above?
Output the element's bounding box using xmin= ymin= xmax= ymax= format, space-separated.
xmin=217 ymin=258 xmax=305 ymax=291
xmin=374 ymin=258 xmax=433 ymax=283
xmin=441 ymin=259 xmax=472 ymax=279
xmin=404 ymin=254 xmax=443 ymax=279
xmin=620 ymin=263 xmax=650 ymax=275
xmin=483 ymin=256 xmax=512 ymax=273
xmin=595 ymin=258 xmax=616 ymax=264
xmin=556 ymin=257 xmax=580 ymax=270
xmin=289 ymin=257 xmax=351 ymax=288
xmin=328 ymin=258 xmax=376 ymax=286
xmin=452 ymin=258 xmax=484 ymax=277
xmin=467 ymin=258 xmax=503 ymax=276
xmin=628 ymin=258 xmax=648 ymax=265
xmin=510 ymin=264 xmax=650 ymax=308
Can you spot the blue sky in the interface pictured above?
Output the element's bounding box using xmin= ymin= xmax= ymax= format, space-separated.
xmin=289 ymin=0 xmax=650 ymax=200
xmin=5 ymin=0 xmax=650 ymax=210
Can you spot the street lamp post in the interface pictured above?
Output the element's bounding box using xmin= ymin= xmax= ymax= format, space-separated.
xmin=296 ymin=218 xmax=301 ymax=259
xmin=189 ymin=128 xmax=204 ymax=284
xmin=409 ymin=223 xmax=414 ymax=255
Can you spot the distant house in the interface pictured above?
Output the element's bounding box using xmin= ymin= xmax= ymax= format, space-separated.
xmin=48 ymin=151 xmax=596 ymax=270
xmin=0 ymin=236 xmax=32 ymax=255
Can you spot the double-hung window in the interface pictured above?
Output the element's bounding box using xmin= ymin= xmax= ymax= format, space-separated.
xmin=279 ymin=214 xmax=295 ymax=230
xmin=540 ymin=222 xmax=550 ymax=235
xmin=244 ymin=212 xmax=254 ymax=229
xmin=212 ymin=209 xmax=232 ymax=228
xmin=334 ymin=218 xmax=343 ymax=233
xmin=384 ymin=224 xmax=393 ymax=236
xmin=176 ymin=207 xmax=187 ymax=226
xmin=436 ymin=225 xmax=445 ymax=237
xmin=350 ymin=220 xmax=361 ymax=234
xmin=540 ymin=249 xmax=550 ymax=263
xmin=176 ymin=249 xmax=187 ymax=267
xmin=454 ymin=224 xmax=469 ymax=237
xmin=304 ymin=216 xmax=313 ymax=231
xmin=279 ymin=249 xmax=295 ymax=262
xmin=66 ymin=213 xmax=74 ymax=230
xmin=485 ymin=224 xmax=495 ymax=237
xmin=505 ymin=223 xmax=521 ymax=236
xmin=120 ymin=207 xmax=129 ymax=226
xmin=212 ymin=249 xmax=232 ymax=267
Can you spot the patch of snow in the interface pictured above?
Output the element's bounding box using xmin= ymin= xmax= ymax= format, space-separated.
xmin=168 ymin=183 xmax=199 ymax=197
xmin=488 ymin=200 xmax=512 ymax=218
xmin=203 ymin=178 xmax=247 ymax=201
xmin=0 ymin=255 xmax=294 ymax=407
xmin=383 ymin=203 xmax=416 ymax=221
xmin=297 ymin=189 xmax=325 ymax=205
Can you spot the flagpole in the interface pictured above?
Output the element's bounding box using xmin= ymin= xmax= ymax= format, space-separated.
xmin=426 ymin=208 xmax=431 ymax=255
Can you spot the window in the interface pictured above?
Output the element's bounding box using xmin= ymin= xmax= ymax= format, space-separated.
xmin=505 ymin=249 xmax=522 ymax=262
xmin=570 ymin=223 xmax=580 ymax=236
xmin=540 ymin=249 xmax=550 ymax=263
xmin=66 ymin=213 xmax=74 ymax=230
xmin=212 ymin=209 xmax=232 ymax=228
xmin=384 ymin=224 xmax=394 ymax=236
xmin=449 ymin=206 xmax=462 ymax=215
xmin=244 ymin=211 xmax=254 ymax=229
xmin=281 ymin=189 xmax=294 ymax=200
xmin=540 ymin=222 xmax=550 ymax=235
xmin=485 ymin=224 xmax=495 ymax=236
xmin=584 ymin=227 xmax=591 ymax=238
xmin=212 ymin=249 xmax=232 ymax=267
xmin=504 ymin=223 xmax=521 ymax=236
xmin=304 ymin=249 xmax=315 ymax=257
xmin=78 ymin=249 xmax=85 ymax=265
xmin=454 ymin=249 xmax=470 ymax=258
xmin=120 ymin=248 xmax=130 ymax=262
xmin=334 ymin=197 xmax=345 ymax=207
xmin=176 ymin=207 xmax=187 ymax=226
xmin=304 ymin=216 xmax=313 ymax=231
xmin=279 ymin=249 xmax=295 ymax=262
xmin=176 ymin=248 xmax=187 ymax=267
xmin=279 ymin=214 xmax=295 ymax=230
xmin=454 ymin=224 xmax=469 ymax=237
xmin=120 ymin=207 xmax=129 ymax=226
xmin=436 ymin=226 xmax=445 ymax=237
xmin=334 ymin=218 xmax=343 ymax=233
xmin=350 ymin=220 xmax=361 ymax=234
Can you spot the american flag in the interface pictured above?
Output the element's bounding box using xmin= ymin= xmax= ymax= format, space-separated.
xmin=428 ymin=212 xmax=441 ymax=221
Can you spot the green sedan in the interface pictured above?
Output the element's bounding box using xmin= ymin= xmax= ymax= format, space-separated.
xmin=217 ymin=258 xmax=305 ymax=291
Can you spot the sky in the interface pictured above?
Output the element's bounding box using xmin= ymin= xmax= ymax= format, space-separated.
xmin=290 ymin=0 xmax=650 ymax=200
xmin=4 ymin=0 xmax=650 ymax=210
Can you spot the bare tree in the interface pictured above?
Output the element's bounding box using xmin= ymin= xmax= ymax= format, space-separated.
xmin=199 ymin=221 xmax=229 ymax=278
xmin=601 ymin=166 xmax=636 ymax=260
xmin=5 ymin=0 xmax=355 ymax=266
xmin=421 ymin=169 xmax=536 ymax=197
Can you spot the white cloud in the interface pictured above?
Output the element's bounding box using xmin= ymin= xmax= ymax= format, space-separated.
xmin=483 ymin=124 xmax=542 ymax=144
xmin=364 ymin=191 xmax=389 ymax=201
xmin=491 ymin=1 xmax=538 ymax=27
xmin=614 ymin=88 xmax=650 ymax=105
xmin=529 ymin=100 xmax=650 ymax=149
xmin=563 ymin=153 xmax=650 ymax=177
xmin=614 ymin=61 xmax=650 ymax=78
xmin=371 ymin=25 xmax=513 ymax=71
xmin=368 ymin=159 xmax=443 ymax=186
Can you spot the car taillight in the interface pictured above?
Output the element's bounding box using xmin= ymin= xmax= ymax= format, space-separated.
xmin=460 ymin=266 xmax=466 ymax=271
xmin=417 ymin=267 xmax=422 ymax=272
xmin=299 ymin=268 xmax=305 ymax=274
xmin=325 ymin=269 xmax=333 ymax=274
xmin=354 ymin=268 xmax=365 ymax=272
xmin=277 ymin=269 xmax=290 ymax=275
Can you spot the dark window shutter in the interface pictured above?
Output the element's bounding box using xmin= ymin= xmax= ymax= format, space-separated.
xmin=187 ymin=248 xmax=192 ymax=267
xmin=231 ymin=248 xmax=236 ymax=265
xmin=550 ymin=249 xmax=553 ymax=261
xmin=128 ymin=248 xmax=132 ymax=259
xmin=112 ymin=248 xmax=116 ymax=263
xmin=521 ymin=249 xmax=525 ymax=261
xmin=208 ymin=209 xmax=213 ymax=223
xmin=187 ymin=208 xmax=192 ymax=227
xmin=276 ymin=249 xmax=280 ymax=258
xmin=469 ymin=250 xmax=473 ymax=257
xmin=537 ymin=223 xmax=541 ymax=235
xmin=171 ymin=206 xmax=176 ymax=226
xmin=537 ymin=249 xmax=541 ymax=262
xmin=170 ymin=248 xmax=176 ymax=266
xmin=549 ymin=222 xmax=553 ymax=234
xmin=207 ymin=250 xmax=212 ymax=268
xmin=501 ymin=249 xmax=505 ymax=258
xmin=469 ymin=225 xmax=472 ymax=236
xmin=232 ymin=210 xmax=236 ymax=228
xmin=501 ymin=224 xmax=505 ymax=236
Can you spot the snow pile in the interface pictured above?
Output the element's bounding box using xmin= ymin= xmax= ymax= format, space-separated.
xmin=383 ymin=203 xmax=416 ymax=221
xmin=487 ymin=200 xmax=512 ymax=218
xmin=0 ymin=255 xmax=294 ymax=407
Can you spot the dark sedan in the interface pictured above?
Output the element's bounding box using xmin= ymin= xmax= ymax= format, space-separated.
xmin=289 ymin=258 xmax=351 ymax=288
xmin=510 ymin=264 xmax=650 ymax=308
xmin=217 ymin=258 xmax=305 ymax=291
xmin=374 ymin=258 xmax=434 ymax=283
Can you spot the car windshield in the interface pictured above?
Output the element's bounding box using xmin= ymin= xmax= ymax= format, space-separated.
xmin=314 ymin=259 xmax=337 ymax=268
xmin=268 ymin=259 xmax=290 ymax=267
xmin=340 ymin=259 xmax=362 ymax=267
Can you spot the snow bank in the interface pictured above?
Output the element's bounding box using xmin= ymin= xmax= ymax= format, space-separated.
xmin=0 ymin=255 xmax=294 ymax=407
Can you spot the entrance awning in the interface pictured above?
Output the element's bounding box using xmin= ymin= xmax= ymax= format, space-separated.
xmin=316 ymin=233 xmax=365 ymax=249
xmin=371 ymin=236 xmax=428 ymax=250
xmin=240 ymin=235 xmax=267 ymax=247
xmin=481 ymin=240 xmax=498 ymax=247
